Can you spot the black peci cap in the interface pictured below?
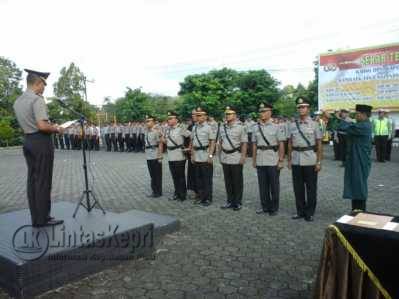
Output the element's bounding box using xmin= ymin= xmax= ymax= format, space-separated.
xmin=355 ymin=104 xmax=372 ymax=114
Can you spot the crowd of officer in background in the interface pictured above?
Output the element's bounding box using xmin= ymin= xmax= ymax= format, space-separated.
xmin=50 ymin=101 xmax=396 ymax=222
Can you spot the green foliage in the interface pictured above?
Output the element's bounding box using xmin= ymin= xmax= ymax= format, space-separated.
xmin=0 ymin=57 xmax=23 ymax=146
xmin=0 ymin=117 xmax=16 ymax=146
xmin=102 ymin=89 xmax=179 ymax=123
xmin=177 ymin=68 xmax=281 ymax=119
xmin=50 ymin=63 xmax=97 ymax=123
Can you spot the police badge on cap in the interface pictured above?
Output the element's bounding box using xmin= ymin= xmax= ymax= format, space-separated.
xmin=296 ymin=96 xmax=310 ymax=107
xmin=195 ymin=107 xmax=207 ymax=115
xmin=259 ymin=103 xmax=273 ymax=112
xmin=24 ymin=69 xmax=50 ymax=85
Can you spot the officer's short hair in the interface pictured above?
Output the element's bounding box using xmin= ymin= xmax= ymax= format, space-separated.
xmin=26 ymin=73 xmax=42 ymax=86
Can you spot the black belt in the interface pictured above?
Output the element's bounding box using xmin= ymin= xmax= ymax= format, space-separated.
xmin=292 ymin=146 xmax=315 ymax=152
xmin=193 ymin=145 xmax=209 ymax=151
xmin=258 ymin=145 xmax=278 ymax=152
xmin=222 ymin=147 xmax=241 ymax=154
xmin=146 ymin=144 xmax=159 ymax=149
xmin=167 ymin=145 xmax=183 ymax=150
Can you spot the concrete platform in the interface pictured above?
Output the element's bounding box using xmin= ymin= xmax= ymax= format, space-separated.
xmin=0 ymin=202 xmax=179 ymax=298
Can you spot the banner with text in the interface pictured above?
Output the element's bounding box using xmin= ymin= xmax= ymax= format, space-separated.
xmin=318 ymin=43 xmax=399 ymax=111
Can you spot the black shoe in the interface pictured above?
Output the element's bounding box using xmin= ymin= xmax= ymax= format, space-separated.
xmin=269 ymin=211 xmax=278 ymax=216
xmin=179 ymin=196 xmax=187 ymax=201
xmin=292 ymin=214 xmax=304 ymax=220
xmin=168 ymin=195 xmax=178 ymax=201
xmin=220 ymin=203 xmax=233 ymax=209
xmin=201 ymin=201 xmax=211 ymax=207
xmin=233 ymin=205 xmax=241 ymax=211
xmin=33 ymin=219 xmax=64 ymax=227
xmin=256 ymin=209 xmax=267 ymax=214
xmin=305 ymin=216 xmax=314 ymax=222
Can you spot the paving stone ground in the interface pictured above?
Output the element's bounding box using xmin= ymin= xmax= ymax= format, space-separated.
xmin=0 ymin=145 xmax=398 ymax=299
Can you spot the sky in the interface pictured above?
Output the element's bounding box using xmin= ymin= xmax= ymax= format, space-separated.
xmin=1 ymin=0 xmax=398 ymax=106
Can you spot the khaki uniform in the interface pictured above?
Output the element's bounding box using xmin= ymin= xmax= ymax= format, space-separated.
xmin=13 ymin=89 xmax=53 ymax=226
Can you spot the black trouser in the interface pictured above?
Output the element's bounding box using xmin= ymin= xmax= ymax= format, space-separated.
xmin=83 ymin=137 xmax=89 ymax=150
xmin=247 ymin=133 xmax=253 ymax=157
xmin=332 ymin=133 xmax=339 ymax=160
xmin=386 ymin=139 xmax=392 ymax=161
xmin=352 ymin=199 xmax=366 ymax=211
xmin=75 ymin=136 xmax=81 ymax=150
xmin=195 ymin=162 xmax=213 ymax=203
xmin=53 ymin=134 xmax=59 ymax=149
xmin=89 ymin=136 xmax=94 ymax=150
xmin=375 ymin=135 xmax=388 ymax=162
xmin=111 ymin=133 xmax=118 ymax=151
xmin=257 ymin=166 xmax=280 ymax=212
xmin=23 ymin=132 xmax=54 ymax=226
xmin=139 ymin=134 xmax=145 ymax=152
xmin=132 ymin=134 xmax=137 ymax=152
xmin=338 ymin=133 xmax=347 ymax=162
xmin=117 ymin=133 xmax=124 ymax=152
xmin=187 ymin=157 xmax=198 ymax=193
xmin=69 ymin=134 xmax=74 ymax=149
xmin=59 ymin=135 xmax=65 ymax=149
xmin=168 ymin=160 xmax=187 ymax=200
xmin=105 ymin=134 xmax=111 ymax=151
xmin=125 ymin=134 xmax=131 ymax=152
xmin=147 ymin=159 xmax=162 ymax=196
xmin=222 ymin=163 xmax=243 ymax=207
xmin=92 ymin=136 xmax=99 ymax=151
xmin=292 ymin=165 xmax=318 ymax=218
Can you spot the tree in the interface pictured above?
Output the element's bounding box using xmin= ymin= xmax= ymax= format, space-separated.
xmin=0 ymin=118 xmax=15 ymax=147
xmin=51 ymin=63 xmax=96 ymax=122
xmin=177 ymin=68 xmax=280 ymax=119
xmin=0 ymin=57 xmax=23 ymax=145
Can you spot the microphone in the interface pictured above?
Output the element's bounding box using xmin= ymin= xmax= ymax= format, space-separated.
xmin=55 ymin=97 xmax=67 ymax=107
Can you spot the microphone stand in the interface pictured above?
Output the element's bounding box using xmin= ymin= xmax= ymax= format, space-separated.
xmin=56 ymin=99 xmax=106 ymax=217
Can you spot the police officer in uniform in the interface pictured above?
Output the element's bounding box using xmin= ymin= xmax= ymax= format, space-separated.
xmin=287 ymin=97 xmax=322 ymax=222
xmin=191 ymin=107 xmax=216 ymax=206
xmin=187 ymin=109 xmax=199 ymax=200
xmin=145 ymin=115 xmax=163 ymax=197
xmin=219 ymin=106 xmax=248 ymax=211
xmin=58 ymin=129 xmax=65 ymax=150
xmin=252 ymin=103 xmax=286 ymax=215
xmin=110 ymin=123 xmax=118 ymax=151
xmin=163 ymin=111 xmax=191 ymax=201
xmin=13 ymin=69 xmax=64 ymax=227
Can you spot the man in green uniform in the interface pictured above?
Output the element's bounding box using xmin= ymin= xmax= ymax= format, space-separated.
xmin=338 ymin=104 xmax=373 ymax=212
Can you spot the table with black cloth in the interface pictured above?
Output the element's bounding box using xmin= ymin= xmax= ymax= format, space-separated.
xmin=313 ymin=212 xmax=399 ymax=299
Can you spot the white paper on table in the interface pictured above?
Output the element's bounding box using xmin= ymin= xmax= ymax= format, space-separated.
xmin=382 ymin=222 xmax=398 ymax=231
xmin=336 ymin=215 xmax=354 ymax=224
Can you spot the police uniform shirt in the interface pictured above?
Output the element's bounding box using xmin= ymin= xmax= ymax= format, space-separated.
xmin=166 ymin=125 xmax=191 ymax=161
xmin=219 ymin=121 xmax=248 ymax=164
xmin=109 ymin=125 xmax=116 ymax=134
xmin=252 ymin=120 xmax=286 ymax=166
xmin=84 ymin=126 xmax=91 ymax=136
xmin=288 ymin=117 xmax=322 ymax=166
xmin=117 ymin=125 xmax=123 ymax=134
xmin=123 ymin=125 xmax=130 ymax=135
xmin=192 ymin=122 xmax=216 ymax=162
xmin=145 ymin=128 xmax=161 ymax=160
xmin=13 ymin=89 xmax=49 ymax=134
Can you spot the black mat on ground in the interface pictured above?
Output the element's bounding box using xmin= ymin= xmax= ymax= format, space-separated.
xmin=0 ymin=202 xmax=180 ymax=298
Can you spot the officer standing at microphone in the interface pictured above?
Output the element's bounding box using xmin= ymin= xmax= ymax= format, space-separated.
xmin=13 ymin=69 xmax=64 ymax=227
